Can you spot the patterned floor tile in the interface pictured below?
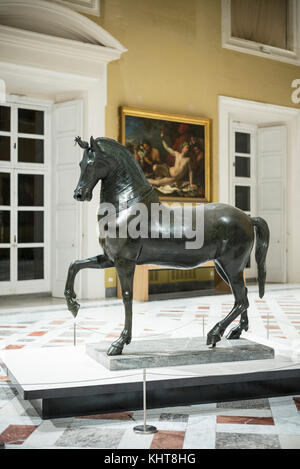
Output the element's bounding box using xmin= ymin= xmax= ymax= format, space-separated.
xmin=150 ymin=430 xmax=185 ymax=449
xmin=217 ymin=399 xmax=270 ymax=409
xmin=28 ymin=331 xmax=47 ymax=337
xmin=0 ymin=424 xmax=38 ymax=445
xmin=293 ymin=398 xmax=300 ymax=411
xmin=0 ymin=386 xmax=18 ymax=400
xmin=217 ymin=416 xmax=274 ymax=425
xmin=159 ymin=413 xmax=189 ymax=422
xmin=215 ymin=432 xmax=280 ymax=449
xmin=55 ymin=426 xmax=126 ymax=448
xmin=3 ymin=345 xmax=24 ymax=350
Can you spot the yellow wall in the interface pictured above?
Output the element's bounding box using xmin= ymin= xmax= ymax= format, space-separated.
xmin=87 ymin=0 xmax=300 ymax=203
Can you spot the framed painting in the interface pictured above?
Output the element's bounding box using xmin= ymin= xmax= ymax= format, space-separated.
xmin=120 ymin=107 xmax=211 ymax=203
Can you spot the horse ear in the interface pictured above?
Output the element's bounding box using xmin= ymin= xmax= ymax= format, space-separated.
xmin=90 ymin=136 xmax=95 ymax=149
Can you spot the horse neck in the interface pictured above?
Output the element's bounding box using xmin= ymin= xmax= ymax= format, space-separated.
xmin=100 ymin=161 xmax=155 ymax=210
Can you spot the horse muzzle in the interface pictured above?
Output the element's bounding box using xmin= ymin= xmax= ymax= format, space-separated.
xmin=73 ymin=188 xmax=92 ymax=202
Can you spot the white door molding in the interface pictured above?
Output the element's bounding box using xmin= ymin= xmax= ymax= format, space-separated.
xmin=0 ymin=98 xmax=52 ymax=295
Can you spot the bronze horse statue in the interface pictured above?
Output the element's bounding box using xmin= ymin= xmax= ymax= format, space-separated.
xmin=64 ymin=136 xmax=270 ymax=356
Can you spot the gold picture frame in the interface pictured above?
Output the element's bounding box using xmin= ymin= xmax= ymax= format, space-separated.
xmin=120 ymin=107 xmax=211 ymax=203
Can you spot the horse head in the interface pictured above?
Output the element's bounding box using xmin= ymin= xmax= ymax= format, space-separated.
xmin=73 ymin=136 xmax=111 ymax=202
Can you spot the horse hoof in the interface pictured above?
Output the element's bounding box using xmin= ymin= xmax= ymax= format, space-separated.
xmin=206 ymin=333 xmax=221 ymax=348
xmin=226 ymin=324 xmax=248 ymax=340
xmin=67 ymin=299 xmax=80 ymax=318
xmin=226 ymin=327 xmax=242 ymax=340
xmin=107 ymin=344 xmax=123 ymax=356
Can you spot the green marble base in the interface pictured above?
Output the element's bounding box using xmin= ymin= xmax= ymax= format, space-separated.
xmin=86 ymin=337 xmax=274 ymax=371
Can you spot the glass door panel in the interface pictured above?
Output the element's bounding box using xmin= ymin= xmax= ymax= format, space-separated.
xmin=18 ymin=247 xmax=44 ymax=281
xmin=235 ymin=156 xmax=251 ymax=178
xmin=0 ymin=211 xmax=10 ymax=243
xmin=0 ymin=136 xmax=10 ymax=162
xmin=0 ymin=105 xmax=11 ymax=164
xmin=0 ymin=172 xmax=10 ymax=205
xmin=18 ymin=211 xmax=44 ymax=243
xmin=231 ymin=125 xmax=257 ymax=276
xmin=18 ymin=174 xmax=44 ymax=206
xmin=17 ymin=171 xmax=45 ymax=282
xmin=0 ymin=248 xmax=10 ymax=281
xmin=18 ymin=138 xmax=44 ymax=164
xmin=235 ymin=185 xmax=251 ymax=212
xmin=0 ymin=103 xmax=48 ymax=294
xmin=235 ymin=132 xmax=251 ymax=154
xmin=18 ymin=108 xmax=44 ymax=135
xmin=0 ymin=208 xmax=10 ymax=281
xmin=0 ymin=106 xmax=10 ymax=132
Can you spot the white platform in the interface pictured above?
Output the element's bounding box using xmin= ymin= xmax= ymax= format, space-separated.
xmin=1 ymin=345 xmax=300 ymax=419
xmin=0 ymin=344 xmax=297 ymax=396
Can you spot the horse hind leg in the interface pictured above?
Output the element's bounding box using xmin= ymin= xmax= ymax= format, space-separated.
xmin=207 ymin=263 xmax=249 ymax=347
xmin=214 ymin=260 xmax=249 ymax=340
xmin=226 ymin=310 xmax=249 ymax=340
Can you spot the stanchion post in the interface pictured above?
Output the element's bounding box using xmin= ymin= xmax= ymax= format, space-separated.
xmin=133 ymin=368 xmax=157 ymax=434
xmin=74 ymin=319 xmax=76 ymax=347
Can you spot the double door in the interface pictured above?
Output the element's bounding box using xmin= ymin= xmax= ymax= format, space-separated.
xmin=230 ymin=122 xmax=286 ymax=283
xmin=0 ymin=102 xmax=50 ymax=295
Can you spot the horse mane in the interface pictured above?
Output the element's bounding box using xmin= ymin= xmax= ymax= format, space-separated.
xmin=94 ymin=137 xmax=151 ymax=186
xmin=94 ymin=137 xmax=134 ymax=161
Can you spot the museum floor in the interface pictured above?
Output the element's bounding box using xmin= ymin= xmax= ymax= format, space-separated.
xmin=0 ymin=284 xmax=300 ymax=449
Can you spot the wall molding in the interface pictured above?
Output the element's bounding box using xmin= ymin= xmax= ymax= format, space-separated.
xmin=53 ymin=0 xmax=100 ymax=17
xmin=0 ymin=1 xmax=126 ymax=78
xmin=0 ymin=25 xmax=124 ymax=68
xmin=0 ymin=0 xmax=125 ymax=50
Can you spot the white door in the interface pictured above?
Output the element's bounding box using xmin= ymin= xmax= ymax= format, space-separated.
xmin=52 ymin=100 xmax=83 ymax=298
xmin=258 ymin=126 xmax=286 ymax=283
xmin=230 ymin=122 xmax=257 ymax=279
xmin=0 ymin=102 xmax=51 ymax=295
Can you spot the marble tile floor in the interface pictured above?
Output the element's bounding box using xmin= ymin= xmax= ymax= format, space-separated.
xmin=0 ymin=283 xmax=300 ymax=449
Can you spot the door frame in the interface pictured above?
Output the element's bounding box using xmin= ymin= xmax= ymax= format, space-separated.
xmin=0 ymin=96 xmax=52 ymax=295
xmin=219 ymin=95 xmax=300 ymax=284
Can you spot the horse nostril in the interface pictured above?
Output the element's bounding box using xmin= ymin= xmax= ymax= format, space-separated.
xmin=74 ymin=191 xmax=82 ymax=201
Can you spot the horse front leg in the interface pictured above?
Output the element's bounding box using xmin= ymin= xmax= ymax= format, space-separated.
xmin=64 ymin=254 xmax=114 ymax=317
xmin=107 ymin=258 xmax=136 ymax=356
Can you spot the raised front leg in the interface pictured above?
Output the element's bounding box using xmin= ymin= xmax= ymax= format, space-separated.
xmin=107 ymin=258 xmax=136 ymax=356
xmin=65 ymin=254 xmax=114 ymax=317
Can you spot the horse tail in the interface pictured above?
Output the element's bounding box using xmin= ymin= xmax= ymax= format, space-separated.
xmin=251 ymin=217 xmax=270 ymax=299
